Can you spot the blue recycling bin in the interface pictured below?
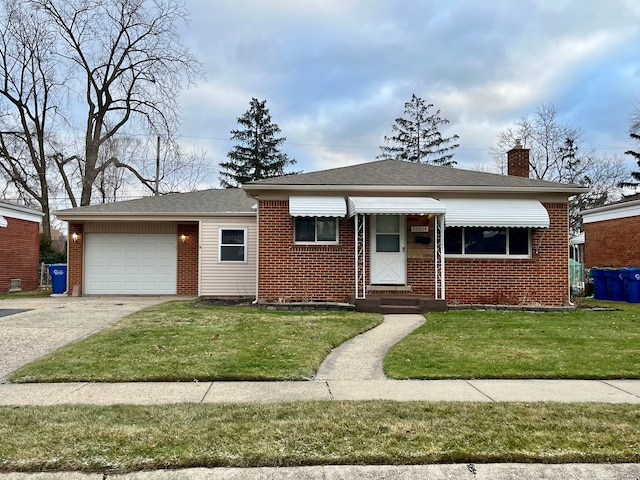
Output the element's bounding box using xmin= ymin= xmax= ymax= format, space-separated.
xmin=621 ymin=268 xmax=640 ymax=303
xmin=591 ymin=268 xmax=607 ymax=300
xmin=604 ymin=268 xmax=624 ymax=301
xmin=48 ymin=263 xmax=67 ymax=295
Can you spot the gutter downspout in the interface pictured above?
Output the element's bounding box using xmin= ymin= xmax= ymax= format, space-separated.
xmin=253 ymin=202 xmax=259 ymax=305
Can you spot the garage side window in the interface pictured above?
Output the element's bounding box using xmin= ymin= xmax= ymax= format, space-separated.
xmin=219 ymin=228 xmax=247 ymax=262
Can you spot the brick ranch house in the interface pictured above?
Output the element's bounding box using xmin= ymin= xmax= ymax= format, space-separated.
xmin=243 ymin=149 xmax=586 ymax=308
xmin=0 ymin=200 xmax=43 ymax=292
xmin=582 ymin=193 xmax=640 ymax=269
xmin=56 ymin=148 xmax=586 ymax=307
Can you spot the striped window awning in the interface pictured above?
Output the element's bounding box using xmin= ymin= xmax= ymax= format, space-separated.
xmin=289 ymin=196 xmax=347 ymax=217
xmin=347 ymin=197 xmax=446 ymax=217
xmin=441 ymin=198 xmax=550 ymax=228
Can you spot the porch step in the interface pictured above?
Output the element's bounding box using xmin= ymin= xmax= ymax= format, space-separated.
xmin=349 ymin=295 xmax=447 ymax=314
xmin=380 ymin=304 xmax=423 ymax=314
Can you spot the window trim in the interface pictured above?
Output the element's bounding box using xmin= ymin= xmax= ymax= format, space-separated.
xmin=218 ymin=227 xmax=248 ymax=263
xmin=444 ymin=226 xmax=532 ymax=259
xmin=293 ymin=216 xmax=339 ymax=245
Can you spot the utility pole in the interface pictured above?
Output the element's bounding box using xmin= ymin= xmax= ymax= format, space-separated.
xmin=155 ymin=136 xmax=160 ymax=195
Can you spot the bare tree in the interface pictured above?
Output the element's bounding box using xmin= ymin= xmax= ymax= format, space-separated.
xmin=0 ymin=0 xmax=203 ymax=237
xmin=33 ymin=0 xmax=204 ymax=206
xmin=0 ymin=0 xmax=61 ymax=237
xmin=491 ymin=104 xmax=628 ymax=232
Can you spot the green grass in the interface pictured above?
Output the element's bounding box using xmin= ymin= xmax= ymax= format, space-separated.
xmin=0 ymin=401 xmax=638 ymax=472
xmin=8 ymin=302 xmax=381 ymax=382
xmin=0 ymin=290 xmax=51 ymax=300
xmin=385 ymin=299 xmax=640 ymax=379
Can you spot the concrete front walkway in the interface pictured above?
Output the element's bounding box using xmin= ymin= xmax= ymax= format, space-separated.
xmin=315 ymin=313 xmax=425 ymax=380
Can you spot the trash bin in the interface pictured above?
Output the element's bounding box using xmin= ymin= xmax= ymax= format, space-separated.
xmin=621 ymin=267 xmax=640 ymax=304
xmin=605 ymin=268 xmax=624 ymax=301
xmin=48 ymin=263 xmax=67 ymax=295
xmin=591 ymin=268 xmax=607 ymax=300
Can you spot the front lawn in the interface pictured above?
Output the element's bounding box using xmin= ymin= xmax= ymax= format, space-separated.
xmin=8 ymin=302 xmax=381 ymax=382
xmin=1 ymin=401 xmax=638 ymax=472
xmin=385 ymin=300 xmax=640 ymax=379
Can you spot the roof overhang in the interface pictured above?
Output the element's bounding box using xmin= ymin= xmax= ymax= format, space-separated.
xmin=347 ymin=197 xmax=446 ymax=217
xmin=442 ymin=198 xmax=550 ymax=228
xmin=0 ymin=216 xmax=6 ymax=227
xmin=0 ymin=202 xmax=44 ymax=223
xmin=582 ymin=198 xmax=640 ymax=224
xmin=243 ymin=184 xmax=588 ymax=195
xmin=289 ymin=196 xmax=347 ymax=217
xmin=54 ymin=211 xmax=256 ymax=221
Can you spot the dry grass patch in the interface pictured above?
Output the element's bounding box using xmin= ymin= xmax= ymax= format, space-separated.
xmin=0 ymin=401 xmax=638 ymax=472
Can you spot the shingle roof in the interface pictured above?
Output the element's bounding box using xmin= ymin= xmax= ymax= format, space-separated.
xmin=55 ymin=188 xmax=256 ymax=218
xmin=244 ymin=159 xmax=585 ymax=192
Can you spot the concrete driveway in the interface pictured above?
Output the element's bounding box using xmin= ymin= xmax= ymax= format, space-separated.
xmin=0 ymin=296 xmax=179 ymax=381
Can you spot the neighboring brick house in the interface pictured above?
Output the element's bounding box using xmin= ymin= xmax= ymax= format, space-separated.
xmin=582 ymin=194 xmax=640 ymax=268
xmin=55 ymin=189 xmax=257 ymax=297
xmin=0 ymin=201 xmax=43 ymax=292
xmin=243 ymin=149 xmax=586 ymax=307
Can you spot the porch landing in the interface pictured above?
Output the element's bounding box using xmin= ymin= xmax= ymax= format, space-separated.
xmin=349 ymin=294 xmax=447 ymax=314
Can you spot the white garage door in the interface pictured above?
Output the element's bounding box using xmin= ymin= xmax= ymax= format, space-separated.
xmin=85 ymin=234 xmax=177 ymax=294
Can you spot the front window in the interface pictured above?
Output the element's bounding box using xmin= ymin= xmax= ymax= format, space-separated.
xmin=294 ymin=217 xmax=338 ymax=243
xmin=444 ymin=227 xmax=531 ymax=257
xmin=219 ymin=228 xmax=247 ymax=262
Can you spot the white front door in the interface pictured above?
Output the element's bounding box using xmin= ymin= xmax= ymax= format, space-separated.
xmin=370 ymin=215 xmax=406 ymax=285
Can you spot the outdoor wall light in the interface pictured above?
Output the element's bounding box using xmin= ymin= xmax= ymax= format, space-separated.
xmin=71 ymin=232 xmax=79 ymax=242
xmin=180 ymin=234 xmax=187 ymax=243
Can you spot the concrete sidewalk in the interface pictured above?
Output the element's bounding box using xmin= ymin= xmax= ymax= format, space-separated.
xmin=1 ymin=378 xmax=639 ymax=405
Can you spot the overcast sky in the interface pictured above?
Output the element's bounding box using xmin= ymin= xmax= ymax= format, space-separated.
xmin=177 ymin=0 xmax=640 ymax=186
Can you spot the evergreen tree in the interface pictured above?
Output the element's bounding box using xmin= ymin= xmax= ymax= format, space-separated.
xmin=622 ymin=108 xmax=640 ymax=189
xmin=378 ymin=94 xmax=460 ymax=166
xmin=219 ymin=98 xmax=297 ymax=187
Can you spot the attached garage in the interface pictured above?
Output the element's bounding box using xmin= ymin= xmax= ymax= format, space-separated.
xmin=84 ymin=233 xmax=177 ymax=294
xmin=55 ymin=189 xmax=257 ymax=297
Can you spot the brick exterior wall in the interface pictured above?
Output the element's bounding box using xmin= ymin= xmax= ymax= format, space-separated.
xmin=177 ymin=223 xmax=199 ymax=295
xmin=444 ymin=203 xmax=569 ymax=305
xmin=0 ymin=217 xmax=40 ymax=292
xmin=67 ymin=223 xmax=84 ymax=294
xmin=584 ymin=215 xmax=640 ymax=268
xmin=258 ymin=200 xmax=570 ymax=306
xmin=258 ymin=200 xmax=356 ymax=302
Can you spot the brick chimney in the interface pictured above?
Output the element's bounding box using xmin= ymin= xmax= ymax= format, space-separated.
xmin=507 ymin=140 xmax=530 ymax=178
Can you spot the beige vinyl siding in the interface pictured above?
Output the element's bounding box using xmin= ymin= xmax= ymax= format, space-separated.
xmin=84 ymin=222 xmax=177 ymax=234
xmin=200 ymin=217 xmax=257 ymax=297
